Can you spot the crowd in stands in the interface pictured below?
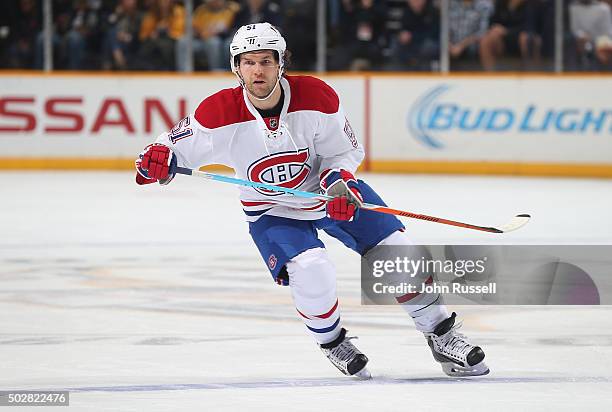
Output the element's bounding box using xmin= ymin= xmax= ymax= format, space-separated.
xmin=1 ymin=0 xmax=611 ymax=71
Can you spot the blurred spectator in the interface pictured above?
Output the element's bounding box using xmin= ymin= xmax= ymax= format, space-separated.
xmin=4 ymin=0 xmax=41 ymax=68
xmin=34 ymin=0 xmax=68 ymax=69
xmin=329 ymin=0 xmax=387 ymax=71
xmin=0 ymin=6 xmax=8 ymax=68
xmin=176 ymin=0 xmax=239 ymax=71
xmin=68 ymin=0 xmax=106 ymax=69
xmin=449 ymin=0 xmax=493 ymax=66
xmin=479 ymin=0 xmax=543 ymax=70
xmin=33 ymin=0 xmax=107 ymax=70
xmin=391 ymin=0 xmax=440 ymax=70
xmin=569 ymin=0 xmax=612 ymax=68
xmin=231 ymin=0 xmax=283 ymax=28
xmin=225 ymin=0 xmax=283 ymax=68
xmin=136 ymin=0 xmax=185 ymax=70
xmin=2 ymin=0 xmax=591 ymax=72
xmin=280 ymin=0 xmax=317 ymax=70
xmin=103 ymin=0 xmax=143 ymax=70
xmin=536 ymin=0 xmax=556 ymax=61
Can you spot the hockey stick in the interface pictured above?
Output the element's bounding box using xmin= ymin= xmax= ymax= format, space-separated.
xmin=174 ymin=167 xmax=530 ymax=233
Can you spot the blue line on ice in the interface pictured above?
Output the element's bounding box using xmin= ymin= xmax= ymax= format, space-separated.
xmin=53 ymin=376 xmax=612 ymax=392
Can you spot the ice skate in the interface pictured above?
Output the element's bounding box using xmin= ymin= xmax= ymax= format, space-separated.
xmin=319 ymin=328 xmax=371 ymax=379
xmin=424 ymin=312 xmax=489 ymax=377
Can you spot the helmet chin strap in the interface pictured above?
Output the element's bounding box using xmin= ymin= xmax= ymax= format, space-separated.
xmin=236 ymin=66 xmax=283 ymax=102
xmin=249 ymin=76 xmax=281 ymax=102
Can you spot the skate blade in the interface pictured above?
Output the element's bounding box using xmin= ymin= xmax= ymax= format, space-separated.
xmin=441 ymin=361 xmax=489 ymax=377
xmin=352 ymin=367 xmax=372 ymax=380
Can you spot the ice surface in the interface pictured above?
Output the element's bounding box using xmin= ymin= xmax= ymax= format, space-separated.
xmin=1 ymin=171 xmax=612 ymax=411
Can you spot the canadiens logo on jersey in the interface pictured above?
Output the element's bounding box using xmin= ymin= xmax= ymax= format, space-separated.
xmin=268 ymin=254 xmax=277 ymax=270
xmin=247 ymin=148 xmax=311 ymax=196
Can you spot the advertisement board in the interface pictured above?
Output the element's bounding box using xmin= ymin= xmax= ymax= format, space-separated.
xmin=369 ymin=76 xmax=612 ymax=176
xmin=0 ymin=73 xmax=364 ymax=164
xmin=1 ymin=73 xmax=611 ymax=176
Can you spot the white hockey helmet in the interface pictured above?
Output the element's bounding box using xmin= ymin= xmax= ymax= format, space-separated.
xmin=229 ymin=22 xmax=287 ymax=74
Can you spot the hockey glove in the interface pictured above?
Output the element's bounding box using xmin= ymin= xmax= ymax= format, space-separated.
xmin=135 ymin=143 xmax=177 ymax=185
xmin=320 ymin=169 xmax=363 ymax=222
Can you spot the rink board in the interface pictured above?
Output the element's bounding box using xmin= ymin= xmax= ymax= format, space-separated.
xmin=0 ymin=72 xmax=611 ymax=177
xmin=369 ymin=75 xmax=612 ymax=177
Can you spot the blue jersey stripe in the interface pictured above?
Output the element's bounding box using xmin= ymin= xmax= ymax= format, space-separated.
xmin=244 ymin=208 xmax=273 ymax=216
xmin=305 ymin=317 xmax=341 ymax=334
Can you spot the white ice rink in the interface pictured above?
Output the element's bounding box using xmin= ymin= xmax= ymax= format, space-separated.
xmin=1 ymin=171 xmax=612 ymax=411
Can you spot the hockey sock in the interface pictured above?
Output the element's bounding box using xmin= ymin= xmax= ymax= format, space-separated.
xmin=287 ymin=247 xmax=342 ymax=344
xmin=374 ymin=230 xmax=450 ymax=333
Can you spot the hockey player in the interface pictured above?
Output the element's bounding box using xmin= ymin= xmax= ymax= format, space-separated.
xmin=135 ymin=22 xmax=488 ymax=379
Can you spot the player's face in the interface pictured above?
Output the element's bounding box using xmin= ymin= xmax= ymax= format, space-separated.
xmin=238 ymin=51 xmax=280 ymax=99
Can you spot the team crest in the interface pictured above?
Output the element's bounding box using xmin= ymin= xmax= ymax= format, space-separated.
xmin=268 ymin=254 xmax=277 ymax=270
xmin=247 ymin=148 xmax=311 ymax=196
xmin=269 ymin=118 xmax=278 ymax=129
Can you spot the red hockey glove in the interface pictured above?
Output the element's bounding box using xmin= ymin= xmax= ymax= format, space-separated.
xmin=326 ymin=196 xmax=358 ymax=221
xmin=135 ymin=144 xmax=177 ymax=185
xmin=320 ymin=169 xmax=364 ymax=222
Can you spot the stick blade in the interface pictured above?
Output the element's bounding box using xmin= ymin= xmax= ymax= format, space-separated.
xmin=494 ymin=214 xmax=531 ymax=233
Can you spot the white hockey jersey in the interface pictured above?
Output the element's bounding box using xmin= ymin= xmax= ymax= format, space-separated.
xmin=154 ymin=75 xmax=365 ymax=222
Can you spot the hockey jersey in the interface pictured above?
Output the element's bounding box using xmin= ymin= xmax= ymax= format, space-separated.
xmin=154 ymin=75 xmax=365 ymax=222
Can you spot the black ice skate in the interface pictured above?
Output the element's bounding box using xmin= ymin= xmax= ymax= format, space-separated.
xmin=424 ymin=312 xmax=489 ymax=377
xmin=319 ymin=328 xmax=371 ymax=379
